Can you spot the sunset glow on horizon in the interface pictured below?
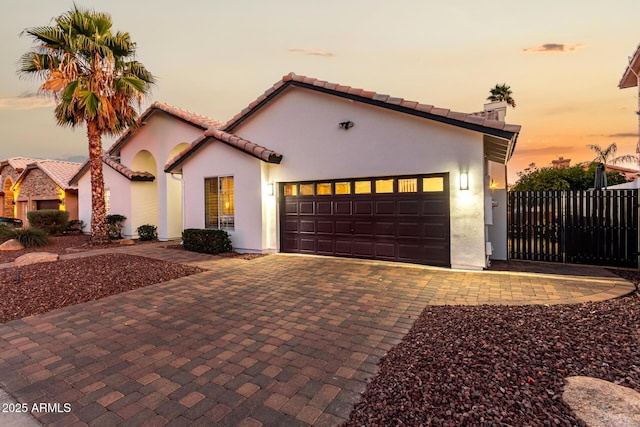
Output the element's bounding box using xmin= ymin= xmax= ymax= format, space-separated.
xmin=0 ymin=1 xmax=638 ymax=184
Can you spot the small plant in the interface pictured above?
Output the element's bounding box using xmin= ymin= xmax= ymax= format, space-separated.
xmin=13 ymin=227 xmax=49 ymax=247
xmin=106 ymin=214 xmax=126 ymax=239
xmin=0 ymin=223 xmax=16 ymax=242
xmin=26 ymin=209 xmax=69 ymax=235
xmin=137 ymin=224 xmax=157 ymax=241
xmin=66 ymin=219 xmax=86 ymax=234
xmin=182 ymin=228 xmax=232 ymax=255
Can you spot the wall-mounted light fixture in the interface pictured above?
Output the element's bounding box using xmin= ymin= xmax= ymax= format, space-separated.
xmin=266 ymin=183 xmax=274 ymax=196
xmin=460 ymin=172 xmax=469 ymax=190
xmin=489 ymin=179 xmax=497 ymax=190
xmin=11 ymin=201 xmax=15 ymax=205
xmin=57 ymin=199 xmax=63 ymax=204
xmin=338 ymin=121 xmax=354 ymax=130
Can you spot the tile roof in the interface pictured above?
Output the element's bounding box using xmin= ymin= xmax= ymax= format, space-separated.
xmin=221 ymin=72 xmax=522 ymax=135
xmin=164 ymin=129 xmax=282 ymax=172
xmin=13 ymin=160 xmax=82 ymax=190
xmin=103 ymin=155 xmax=155 ymax=181
xmin=71 ymin=101 xmax=219 ymax=184
xmin=166 ymin=72 xmax=521 ymax=171
xmin=0 ymin=157 xmax=41 ymax=173
xmin=106 ymin=101 xmax=223 ymax=156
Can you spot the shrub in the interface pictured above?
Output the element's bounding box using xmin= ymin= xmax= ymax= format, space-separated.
xmin=137 ymin=224 xmax=157 ymax=241
xmin=26 ymin=209 xmax=69 ymax=235
xmin=13 ymin=227 xmax=49 ymax=247
xmin=106 ymin=214 xmax=126 ymax=239
xmin=66 ymin=219 xmax=86 ymax=234
xmin=182 ymin=228 xmax=232 ymax=255
xmin=0 ymin=223 xmax=15 ymax=243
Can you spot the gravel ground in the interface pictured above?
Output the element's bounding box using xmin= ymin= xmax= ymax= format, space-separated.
xmin=344 ymin=289 xmax=640 ymax=426
xmin=0 ymin=253 xmax=205 ymax=323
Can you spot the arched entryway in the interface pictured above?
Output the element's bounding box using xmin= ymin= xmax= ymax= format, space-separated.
xmin=3 ymin=178 xmax=14 ymax=217
xmin=130 ymin=150 xmax=158 ymax=238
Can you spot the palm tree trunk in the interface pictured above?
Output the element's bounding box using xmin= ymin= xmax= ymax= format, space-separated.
xmin=87 ymin=120 xmax=109 ymax=243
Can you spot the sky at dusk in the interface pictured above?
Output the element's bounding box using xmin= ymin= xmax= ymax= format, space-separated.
xmin=0 ymin=0 xmax=639 ymax=183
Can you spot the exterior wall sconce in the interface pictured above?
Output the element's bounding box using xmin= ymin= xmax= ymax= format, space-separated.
xmin=460 ymin=172 xmax=469 ymax=190
xmin=489 ymin=179 xmax=497 ymax=189
xmin=339 ymin=121 xmax=354 ymax=130
xmin=57 ymin=199 xmax=63 ymax=204
xmin=266 ymin=183 xmax=274 ymax=196
xmin=11 ymin=201 xmax=15 ymax=205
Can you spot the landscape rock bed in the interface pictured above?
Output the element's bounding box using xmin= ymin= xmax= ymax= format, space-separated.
xmin=0 ymin=253 xmax=205 ymax=323
xmin=344 ymin=292 xmax=640 ymax=426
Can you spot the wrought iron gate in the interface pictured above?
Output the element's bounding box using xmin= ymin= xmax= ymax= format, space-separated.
xmin=508 ymin=190 xmax=638 ymax=268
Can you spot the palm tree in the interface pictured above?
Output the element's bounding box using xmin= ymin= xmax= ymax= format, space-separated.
xmin=487 ymin=83 xmax=516 ymax=108
xmin=586 ymin=142 xmax=637 ymax=170
xmin=19 ymin=5 xmax=155 ymax=243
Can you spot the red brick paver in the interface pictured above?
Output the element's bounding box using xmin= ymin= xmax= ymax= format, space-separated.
xmin=0 ymin=247 xmax=634 ymax=426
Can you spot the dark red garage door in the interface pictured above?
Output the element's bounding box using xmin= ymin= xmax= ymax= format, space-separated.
xmin=280 ymin=174 xmax=450 ymax=266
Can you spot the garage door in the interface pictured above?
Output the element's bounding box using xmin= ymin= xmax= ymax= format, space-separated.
xmin=280 ymin=174 xmax=450 ymax=266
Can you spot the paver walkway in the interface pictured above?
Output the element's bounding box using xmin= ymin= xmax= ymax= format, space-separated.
xmin=0 ymin=244 xmax=635 ymax=426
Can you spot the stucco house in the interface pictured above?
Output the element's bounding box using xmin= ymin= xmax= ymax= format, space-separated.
xmin=1 ymin=157 xmax=81 ymax=223
xmin=163 ymin=73 xmax=521 ymax=269
xmin=70 ymin=102 xmax=222 ymax=240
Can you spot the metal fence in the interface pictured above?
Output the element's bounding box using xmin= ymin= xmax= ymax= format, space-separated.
xmin=508 ymin=190 xmax=638 ymax=268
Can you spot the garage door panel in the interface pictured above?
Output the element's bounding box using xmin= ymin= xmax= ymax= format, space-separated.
xmin=316 ymin=202 xmax=332 ymax=215
xmin=354 ymin=201 xmax=373 ymax=215
xmin=354 ymin=221 xmax=373 ymax=235
xmin=335 ymin=221 xmax=352 ymax=234
xmin=317 ymin=240 xmax=333 ymax=254
xmin=353 ymin=241 xmax=374 ymax=256
xmin=300 ymin=220 xmax=315 ymax=233
xmin=398 ymin=200 xmax=419 ymax=215
xmin=375 ymin=243 xmax=396 ymax=258
xmin=317 ymin=221 xmax=333 ymax=233
xmin=376 ymin=222 xmax=395 ymax=237
xmin=335 ymin=240 xmax=352 ymax=255
xmin=280 ymin=175 xmax=450 ymax=266
xmin=375 ymin=200 xmax=395 ymax=214
xmin=299 ymin=202 xmax=314 ymax=214
xmin=299 ymin=238 xmax=315 ymax=252
xmin=334 ymin=201 xmax=351 ymax=215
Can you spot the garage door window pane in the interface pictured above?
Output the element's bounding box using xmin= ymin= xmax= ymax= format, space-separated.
xmin=355 ymin=181 xmax=371 ymax=194
xmin=335 ymin=182 xmax=351 ymax=194
xmin=423 ymin=177 xmax=444 ymax=192
xmin=300 ymin=184 xmax=314 ymax=195
xmin=398 ymin=178 xmax=417 ymax=193
xmin=317 ymin=183 xmax=332 ymax=195
xmin=284 ymin=184 xmax=297 ymax=196
xmin=375 ymin=179 xmax=394 ymax=193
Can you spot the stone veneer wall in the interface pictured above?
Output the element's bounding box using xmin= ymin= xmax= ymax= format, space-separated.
xmin=17 ymin=169 xmax=60 ymax=199
xmin=1 ymin=167 xmax=20 ymax=217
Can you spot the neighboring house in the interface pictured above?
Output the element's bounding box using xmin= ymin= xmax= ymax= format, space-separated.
xmin=0 ymin=157 xmax=38 ymax=218
xmin=163 ymin=73 xmax=521 ymax=270
xmin=69 ymin=102 xmax=222 ymax=240
xmin=0 ymin=157 xmax=81 ymax=223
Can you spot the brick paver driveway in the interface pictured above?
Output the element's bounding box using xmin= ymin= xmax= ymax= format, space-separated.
xmin=0 ymin=252 xmax=633 ymax=426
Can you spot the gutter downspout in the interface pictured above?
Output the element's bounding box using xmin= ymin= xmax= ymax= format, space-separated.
xmin=170 ymin=173 xmax=185 ymax=238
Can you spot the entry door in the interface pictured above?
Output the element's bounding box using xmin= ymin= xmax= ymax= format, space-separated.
xmin=280 ymin=174 xmax=450 ymax=266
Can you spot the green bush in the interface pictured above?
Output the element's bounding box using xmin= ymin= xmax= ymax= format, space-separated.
xmin=0 ymin=223 xmax=15 ymax=242
xmin=13 ymin=227 xmax=49 ymax=248
xmin=66 ymin=219 xmax=86 ymax=234
xmin=182 ymin=228 xmax=232 ymax=255
xmin=137 ymin=224 xmax=157 ymax=241
xmin=106 ymin=214 xmax=126 ymax=239
xmin=26 ymin=209 xmax=69 ymax=235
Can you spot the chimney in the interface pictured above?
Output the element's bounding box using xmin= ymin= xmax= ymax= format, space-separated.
xmin=483 ymin=101 xmax=507 ymax=121
xmin=551 ymin=157 xmax=571 ymax=169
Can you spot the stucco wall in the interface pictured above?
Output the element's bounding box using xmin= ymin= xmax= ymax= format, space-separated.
xmin=181 ymin=87 xmax=490 ymax=268
xmin=231 ymin=88 xmax=487 ymax=268
xmin=182 ymin=142 xmax=263 ymax=252
xmin=78 ymin=165 xmax=131 ymax=235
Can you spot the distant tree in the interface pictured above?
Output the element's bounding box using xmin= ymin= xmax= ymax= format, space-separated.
xmin=511 ymin=163 xmax=627 ymax=191
xmin=487 ymin=83 xmax=516 ymax=108
xmin=586 ymin=142 xmax=636 ymax=170
xmin=19 ymin=5 xmax=155 ymax=243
